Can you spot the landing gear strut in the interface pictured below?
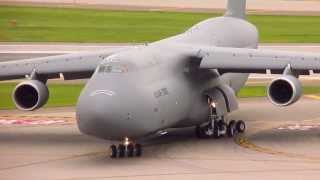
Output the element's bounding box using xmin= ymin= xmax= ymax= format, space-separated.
xmin=109 ymin=137 xmax=142 ymax=158
xmin=195 ymin=98 xmax=246 ymax=139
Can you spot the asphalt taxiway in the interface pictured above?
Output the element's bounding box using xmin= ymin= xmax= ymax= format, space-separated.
xmin=1 ymin=97 xmax=320 ymax=180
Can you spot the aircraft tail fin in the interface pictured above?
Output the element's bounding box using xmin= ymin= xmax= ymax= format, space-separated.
xmin=224 ymin=0 xmax=246 ymax=19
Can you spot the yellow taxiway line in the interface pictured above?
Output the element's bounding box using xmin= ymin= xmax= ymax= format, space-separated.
xmin=235 ymin=135 xmax=320 ymax=161
xmin=304 ymin=94 xmax=320 ymax=100
xmin=236 ymin=94 xmax=320 ymax=161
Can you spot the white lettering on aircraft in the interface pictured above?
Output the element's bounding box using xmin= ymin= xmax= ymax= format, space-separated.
xmin=90 ymin=90 xmax=115 ymax=97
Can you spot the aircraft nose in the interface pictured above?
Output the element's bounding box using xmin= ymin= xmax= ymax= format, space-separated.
xmin=76 ymin=88 xmax=151 ymax=140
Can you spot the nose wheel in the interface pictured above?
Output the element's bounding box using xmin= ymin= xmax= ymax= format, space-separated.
xmin=109 ymin=138 xmax=142 ymax=158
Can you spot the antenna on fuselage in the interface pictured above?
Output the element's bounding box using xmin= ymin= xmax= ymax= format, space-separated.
xmin=224 ymin=0 xmax=246 ymax=19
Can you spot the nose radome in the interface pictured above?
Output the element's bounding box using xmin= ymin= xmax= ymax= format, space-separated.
xmin=76 ymin=89 xmax=150 ymax=141
xmin=77 ymin=92 xmax=120 ymax=139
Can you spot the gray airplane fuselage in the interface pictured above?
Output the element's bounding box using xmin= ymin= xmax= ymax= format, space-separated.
xmin=76 ymin=16 xmax=258 ymax=140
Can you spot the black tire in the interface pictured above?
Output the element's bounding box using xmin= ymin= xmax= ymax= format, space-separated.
xmin=218 ymin=120 xmax=227 ymax=132
xmin=118 ymin=144 xmax=126 ymax=158
xmin=127 ymin=144 xmax=134 ymax=157
xmin=135 ymin=144 xmax=142 ymax=157
xmin=109 ymin=145 xmax=117 ymax=158
xmin=236 ymin=120 xmax=246 ymax=133
xmin=227 ymin=120 xmax=237 ymax=137
xmin=213 ymin=121 xmax=220 ymax=138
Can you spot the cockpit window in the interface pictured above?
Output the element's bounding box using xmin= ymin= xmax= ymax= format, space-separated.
xmin=98 ymin=64 xmax=128 ymax=73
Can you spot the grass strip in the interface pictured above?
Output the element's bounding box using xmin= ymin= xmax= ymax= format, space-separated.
xmin=1 ymin=6 xmax=320 ymax=43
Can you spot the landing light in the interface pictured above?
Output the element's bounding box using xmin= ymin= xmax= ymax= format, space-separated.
xmin=210 ymin=102 xmax=216 ymax=108
xmin=124 ymin=137 xmax=130 ymax=146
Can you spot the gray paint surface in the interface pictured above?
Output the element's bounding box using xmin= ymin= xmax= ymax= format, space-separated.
xmin=0 ymin=0 xmax=318 ymax=141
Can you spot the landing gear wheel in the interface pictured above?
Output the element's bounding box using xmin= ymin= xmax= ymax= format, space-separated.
xmin=236 ymin=120 xmax=246 ymax=133
xmin=127 ymin=144 xmax=134 ymax=157
xmin=218 ymin=120 xmax=227 ymax=136
xmin=213 ymin=121 xmax=220 ymax=139
xmin=109 ymin=138 xmax=143 ymax=158
xmin=135 ymin=144 xmax=142 ymax=157
xmin=118 ymin=144 xmax=125 ymax=158
xmin=227 ymin=120 xmax=237 ymax=137
xmin=109 ymin=145 xmax=117 ymax=158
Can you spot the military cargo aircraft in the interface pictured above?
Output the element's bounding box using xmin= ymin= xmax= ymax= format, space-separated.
xmin=1 ymin=0 xmax=319 ymax=158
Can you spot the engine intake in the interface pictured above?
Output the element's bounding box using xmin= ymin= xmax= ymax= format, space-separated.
xmin=13 ymin=80 xmax=49 ymax=111
xmin=267 ymin=75 xmax=302 ymax=106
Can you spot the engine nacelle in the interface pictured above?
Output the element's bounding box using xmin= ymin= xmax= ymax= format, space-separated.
xmin=267 ymin=75 xmax=302 ymax=106
xmin=12 ymin=80 xmax=49 ymax=111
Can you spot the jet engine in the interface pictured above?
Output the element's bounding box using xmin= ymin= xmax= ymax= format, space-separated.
xmin=267 ymin=75 xmax=302 ymax=106
xmin=12 ymin=80 xmax=49 ymax=111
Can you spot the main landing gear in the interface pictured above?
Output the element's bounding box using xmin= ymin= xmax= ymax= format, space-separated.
xmin=196 ymin=118 xmax=246 ymax=139
xmin=109 ymin=137 xmax=142 ymax=158
xmin=196 ymin=120 xmax=246 ymax=138
xmin=195 ymin=98 xmax=246 ymax=139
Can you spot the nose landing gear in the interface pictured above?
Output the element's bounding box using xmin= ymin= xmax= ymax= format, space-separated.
xmin=109 ymin=138 xmax=142 ymax=158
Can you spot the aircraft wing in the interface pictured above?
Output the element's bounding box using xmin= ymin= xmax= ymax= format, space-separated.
xmin=198 ymin=47 xmax=320 ymax=75
xmin=0 ymin=48 xmax=125 ymax=81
